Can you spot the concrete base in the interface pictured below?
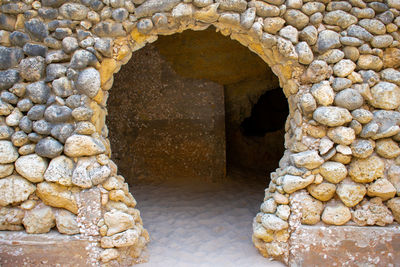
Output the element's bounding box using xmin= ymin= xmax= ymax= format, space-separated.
xmin=289 ymin=224 xmax=400 ymax=267
xmin=0 ymin=231 xmax=101 ymax=267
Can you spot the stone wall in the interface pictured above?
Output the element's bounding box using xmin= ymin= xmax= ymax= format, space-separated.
xmin=0 ymin=0 xmax=399 ymax=265
xmin=107 ymin=43 xmax=226 ymax=182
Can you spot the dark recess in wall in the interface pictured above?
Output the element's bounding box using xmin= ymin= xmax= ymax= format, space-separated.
xmin=240 ymin=89 xmax=289 ymax=137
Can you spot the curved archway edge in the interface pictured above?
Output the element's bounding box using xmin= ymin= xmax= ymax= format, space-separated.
xmin=0 ymin=0 xmax=400 ymax=265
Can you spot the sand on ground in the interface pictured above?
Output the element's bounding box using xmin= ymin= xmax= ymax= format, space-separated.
xmin=131 ymin=170 xmax=285 ymax=267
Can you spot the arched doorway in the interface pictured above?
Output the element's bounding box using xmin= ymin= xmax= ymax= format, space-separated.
xmin=107 ymin=27 xmax=287 ymax=265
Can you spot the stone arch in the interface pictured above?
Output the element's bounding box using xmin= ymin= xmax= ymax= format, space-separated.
xmin=0 ymin=0 xmax=400 ymax=266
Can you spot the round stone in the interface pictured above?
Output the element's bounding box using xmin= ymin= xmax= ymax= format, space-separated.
xmin=76 ymin=68 xmax=100 ymax=98
xmin=313 ymin=106 xmax=352 ymax=127
xmin=336 ymin=178 xmax=366 ymax=207
xmin=0 ymin=140 xmax=18 ymax=163
xmin=35 ymin=137 xmax=64 ymax=158
xmin=319 ymin=161 xmax=347 ymax=184
xmin=321 ymin=201 xmax=351 ymax=225
xmin=333 ymin=59 xmax=356 ymax=77
xmin=349 ymin=155 xmax=384 ymax=183
xmin=370 ymin=82 xmax=400 ymax=110
xmin=351 ymin=139 xmax=375 ymax=158
xmin=15 ymin=154 xmax=48 ymax=183
xmin=334 ymin=89 xmax=364 ymax=110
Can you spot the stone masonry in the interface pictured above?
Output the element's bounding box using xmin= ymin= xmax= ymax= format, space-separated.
xmin=0 ymin=0 xmax=400 ymax=265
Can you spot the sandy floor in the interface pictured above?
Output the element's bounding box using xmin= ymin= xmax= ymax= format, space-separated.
xmin=131 ymin=170 xmax=285 ymax=267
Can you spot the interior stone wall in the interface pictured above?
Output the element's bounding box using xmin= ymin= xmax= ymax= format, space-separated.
xmin=107 ymin=43 xmax=226 ymax=182
xmin=0 ymin=0 xmax=399 ymax=266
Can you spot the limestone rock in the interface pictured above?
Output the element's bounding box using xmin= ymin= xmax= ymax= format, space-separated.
xmin=261 ymin=214 xmax=288 ymax=231
xmin=194 ymin=3 xmax=220 ymax=23
xmin=334 ymin=89 xmax=364 ymax=110
xmin=387 ymin=198 xmax=400 ymax=223
xmin=307 ymin=182 xmax=336 ymax=202
xmin=22 ymin=203 xmax=55 ymax=234
xmin=0 ymin=175 xmax=36 ymax=206
xmin=352 ymin=198 xmax=393 ymax=226
xmin=104 ymin=210 xmax=135 ymax=236
xmin=319 ymin=161 xmax=347 ymax=184
xmin=313 ymin=107 xmax=352 ymax=127
xmin=298 ymin=193 xmax=324 ymax=225
xmin=369 ymin=82 xmax=400 ymax=110
xmin=350 ymin=139 xmax=375 ymax=158
xmin=55 ymin=209 xmax=79 ymax=235
xmin=0 ymin=140 xmax=18 ymax=164
xmin=367 ymin=178 xmax=396 ymax=200
xmin=290 ymin=151 xmax=324 ymax=169
xmin=260 ymin=198 xmax=277 ymax=214
xmin=333 ymin=59 xmax=356 ymax=78
xmin=15 ymin=154 xmax=48 ymax=183
xmin=301 ymin=60 xmax=332 ymax=83
xmin=375 ymin=139 xmax=400 ymax=158
xmin=101 ymin=228 xmax=141 ymax=248
xmin=327 ymin=127 xmax=355 ymax=146
xmin=0 ymin=164 xmax=14 ymax=178
xmin=44 ymin=156 xmax=74 ymax=186
xmin=100 ymin=248 xmax=120 ymax=263
xmin=310 ymin=81 xmax=334 ymax=106
xmin=349 ymin=155 xmax=384 ymax=183
xmin=0 ymin=207 xmax=24 ymax=230
xmin=59 ymin=3 xmax=89 ymax=20
xmin=383 ymin=48 xmax=400 ymax=69
xmin=36 ymin=182 xmax=78 ymax=214
xmin=282 ymin=174 xmax=314 ymax=194
xmin=357 ymin=55 xmax=383 ymax=72
xmin=263 ymin=17 xmax=285 ymax=34
xmin=316 ymin=30 xmax=340 ymax=53
xmin=76 ymin=68 xmax=101 ymax=98
xmin=336 ymin=178 xmax=366 ymax=207
xmin=321 ymin=201 xmax=351 ymax=225
xmin=64 ymin=135 xmax=106 ymax=158
xmin=72 ymin=157 xmax=111 ymax=188
xmin=135 ymin=0 xmax=182 ymax=18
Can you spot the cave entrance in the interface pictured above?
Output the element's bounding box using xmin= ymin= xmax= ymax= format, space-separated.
xmin=107 ymin=26 xmax=287 ymax=265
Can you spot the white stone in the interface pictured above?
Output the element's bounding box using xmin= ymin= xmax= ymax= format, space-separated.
xmin=0 ymin=141 xmax=18 ymax=164
xmin=15 ymin=154 xmax=48 ymax=183
xmin=0 ymin=175 xmax=36 ymax=206
xmin=44 ymin=156 xmax=74 ymax=186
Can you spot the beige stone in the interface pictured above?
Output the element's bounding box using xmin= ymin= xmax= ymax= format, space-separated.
xmin=15 ymin=154 xmax=48 ymax=183
xmin=101 ymin=228 xmax=141 ymax=248
xmin=387 ymin=197 xmax=400 ymax=223
xmin=253 ymin=222 xmax=274 ymax=242
xmin=104 ymin=210 xmax=135 ymax=236
xmin=327 ymin=126 xmax=355 ymax=146
xmin=36 ymin=182 xmax=78 ymax=214
xmin=307 ymin=182 xmax=336 ymax=202
xmin=299 ymin=193 xmax=324 ymax=225
xmin=0 ymin=175 xmax=36 ymax=206
xmin=261 ymin=214 xmax=289 ymax=231
xmin=367 ymin=178 xmax=396 ymax=201
xmin=348 ymin=155 xmax=384 ymax=183
xmin=282 ymin=174 xmax=314 ymax=194
xmin=352 ymin=198 xmax=394 ymax=226
xmin=22 ymin=203 xmax=55 ymax=234
xmin=388 ymin=165 xmax=400 ymax=195
xmin=55 ymin=209 xmax=79 ymax=235
xmin=263 ymin=17 xmax=285 ymax=34
xmin=313 ymin=106 xmax=352 ymax=127
xmin=194 ymin=3 xmax=220 ymax=23
xmin=375 ymin=139 xmax=400 ymax=159
xmin=321 ymin=201 xmax=351 ymax=225
xmin=383 ymin=48 xmax=400 ymax=69
xmin=0 ymin=207 xmax=24 ymax=230
xmin=64 ymin=135 xmax=106 ymax=158
xmin=100 ymin=248 xmax=120 ymax=263
xmin=310 ymin=81 xmax=334 ymax=106
xmin=369 ymin=82 xmax=400 ymax=110
xmin=336 ymin=178 xmax=366 ymax=207
xmin=290 ymin=151 xmax=324 ymax=169
xmin=0 ymin=164 xmax=14 ymax=179
xmin=0 ymin=141 xmax=18 ymax=164
xmin=357 ymin=55 xmax=383 ymax=71
xmin=319 ymin=161 xmax=347 ymax=184
xmin=44 ymin=156 xmax=74 ymax=186
xmin=331 ymin=152 xmax=352 ymax=164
